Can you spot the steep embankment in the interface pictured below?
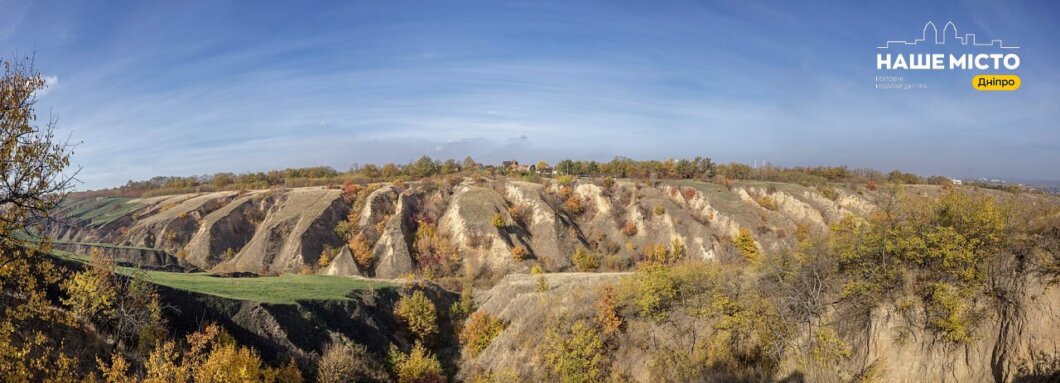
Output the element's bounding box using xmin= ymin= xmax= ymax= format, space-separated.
xmin=463 ymin=269 xmax=1060 ymax=382
xmin=51 ymin=180 xmax=1058 ymax=279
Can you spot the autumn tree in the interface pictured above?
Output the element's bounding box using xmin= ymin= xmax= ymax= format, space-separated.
xmin=388 ymin=342 xmax=444 ymax=383
xmin=395 ymin=290 xmax=439 ymax=341
xmin=459 ymin=311 xmax=506 ymax=358
xmin=0 ymin=56 xmax=79 ymax=381
xmin=733 ymin=228 xmax=760 ymax=262
xmin=544 ymin=320 xmax=605 ymax=383
xmin=572 ymin=247 xmax=599 ymax=271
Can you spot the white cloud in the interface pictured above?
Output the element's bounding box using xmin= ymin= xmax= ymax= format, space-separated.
xmin=33 ymin=75 xmax=59 ymax=98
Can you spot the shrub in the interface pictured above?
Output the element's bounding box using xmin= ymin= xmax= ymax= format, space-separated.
xmin=643 ymin=243 xmax=670 ymax=264
xmin=602 ymin=254 xmax=630 ymax=271
xmin=62 ymin=250 xmax=118 ymax=320
xmin=412 ymin=221 xmax=458 ymax=274
xmin=867 ymin=180 xmax=878 ymax=191
xmin=491 ymin=212 xmax=506 ymax=229
xmin=564 ymin=196 xmax=584 ymax=215
xmin=450 ymin=281 xmax=475 ymax=319
xmin=601 ymin=177 xmax=615 ymax=188
xmin=734 ymin=228 xmax=760 ymax=262
xmin=622 ymin=220 xmax=638 ymax=237
xmin=318 ymin=246 xmax=338 ymax=268
xmin=681 ymin=187 xmax=698 ymax=201
xmin=511 ymin=245 xmax=529 ymax=261
xmin=595 ymin=286 xmax=622 ymax=335
xmin=925 ymin=282 xmax=975 ymax=344
xmin=810 ymin=328 xmax=850 ymax=366
xmin=388 ymin=342 xmax=444 ymax=383
xmin=572 ymin=247 xmax=599 ymax=271
xmin=348 ymin=233 xmax=374 ymax=271
xmin=530 ymin=264 xmax=544 ymax=275
xmin=545 ymin=320 xmax=605 ymax=383
xmin=653 ymin=205 xmax=665 ymax=216
xmin=536 ymin=276 xmax=549 ymax=292
xmin=818 ymin=185 xmax=839 ymax=201
xmin=755 ymin=195 xmax=778 ymax=211
xmin=225 ymin=248 xmax=236 ymax=259
xmin=671 ymin=239 xmax=685 ymax=262
xmin=395 ymin=291 xmax=438 ymax=340
xmin=317 ymin=341 xmax=388 ymax=383
xmin=459 ymin=312 xmax=507 ymax=358
xmin=508 ymin=205 xmax=529 ymax=226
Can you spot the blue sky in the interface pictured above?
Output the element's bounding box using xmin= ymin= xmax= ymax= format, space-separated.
xmin=2 ymin=0 xmax=1058 ymax=189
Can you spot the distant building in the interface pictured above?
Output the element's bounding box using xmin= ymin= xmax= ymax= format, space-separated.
xmin=950 ymin=178 xmax=962 ymax=185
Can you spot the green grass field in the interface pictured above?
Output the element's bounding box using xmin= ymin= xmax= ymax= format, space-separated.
xmin=59 ymin=197 xmax=144 ymax=226
xmin=53 ymin=251 xmax=393 ymax=304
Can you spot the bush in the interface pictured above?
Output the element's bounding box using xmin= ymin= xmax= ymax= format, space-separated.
xmin=530 ymin=264 xmax=544 ymax=275
xmin=818 ymin=185 xmax=839 ymax=201
xmin=755 ymin=195 xmax=777 ymax=211
xmin=459 ymin=312 xmax=507 ymax=358
xmin=622 ymin=220 xmax=638 ymax=237
xmin=491 ymin=212 xmax=506 ymax=229
xmin=348 ymin=233 xmax=374 ymax=271
xmin=595 ymin=286 xmax=622 ymax=335
xmin=318 ymin=246 xmax=338 ymax=268
xmin=925 ymin=282 xmax=975 ymax=343
xmin=564 ymin=196 xmax=584 ymax=215
xmin=508 ymin=205 xmax=529 ymax=226
xmin=545 ymin=320 xmax=605 ymax=383
xmin=734 ymin=229 xmax=760 ymax=262
xmin=450 ymin=281 xmax=475 ymax=319
xmin=536 ymin=276 xmax=549 ymax=292
xmin=317 ymin=341 xmax=388 ymax=383
xmin=511 ymin=245 xmax=529 ymax=261
xmin=395 ymin=291 xmax=438 ymax=340
xmin=388 ymin=342 xmax=444 ymax=383
xmin=653 ymin=205 xmax=665 ymax=216
xmin=572 ymin=247 xmax=599 ymax=271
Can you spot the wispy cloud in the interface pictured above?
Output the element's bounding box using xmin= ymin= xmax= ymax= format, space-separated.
xmin=5 ymin=0 xmax=1059 ymax=188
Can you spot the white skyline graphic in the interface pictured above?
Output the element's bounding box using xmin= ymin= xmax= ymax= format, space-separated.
xmin=877 ymin=21 xmax=1020 ymax=49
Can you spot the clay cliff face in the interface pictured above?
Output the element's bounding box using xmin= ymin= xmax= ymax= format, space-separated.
xmin=48 ymin=179 xmax=1053 ymax=279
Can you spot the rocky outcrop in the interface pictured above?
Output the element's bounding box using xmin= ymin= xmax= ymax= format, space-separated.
xmin=504 ymin=181 xmax=577 ymax=269
xmin=440 ymin=185 xmax=532 ymax=274
xmin=322 ymin=246 xmax=362 ymax=277
xmin=184 ymin=192 xmax=272 ymax=269
xmin=372 ymin=193 xmax=416 ymax=278
xmin=51 ymin=182 xmax=1060 ymax=279
xmin=224 ymin=188 xmax=347 ymax=273
xmin=122 ymin=192 xmax=239 ymax=252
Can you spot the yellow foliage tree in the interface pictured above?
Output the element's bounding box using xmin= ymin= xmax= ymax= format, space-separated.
xmin=395 ymin=291 xmax=438 ymax=340
xmin=544 ymin=320 xmax=605 ymax=383
xmin=733 ymin=228 xmax=760 ymax=262
xmin=388 ymin=342 xmax=444 ymax=383
xmin=459 ymin=311 xmax=506 ymax=358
